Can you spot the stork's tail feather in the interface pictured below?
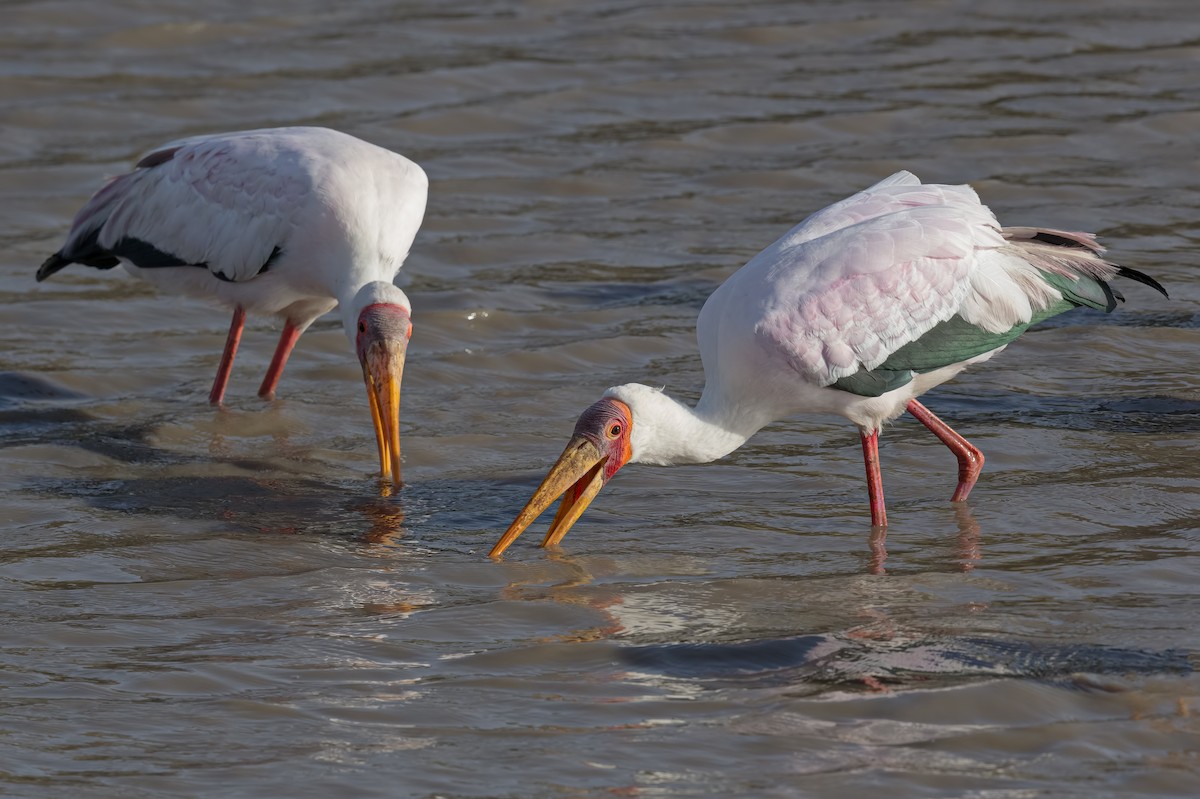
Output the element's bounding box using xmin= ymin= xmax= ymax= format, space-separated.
xmin=1002 ymin=227 xmax=1112 ymax=279
xmin=1001 ymin=225 xmax=1168 ymax=303
xmin=1002 ymin=226 xmax=1104 ymax=254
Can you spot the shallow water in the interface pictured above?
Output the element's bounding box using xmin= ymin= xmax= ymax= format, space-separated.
xmin=4 ymin=1 xmax=1200 ymax=796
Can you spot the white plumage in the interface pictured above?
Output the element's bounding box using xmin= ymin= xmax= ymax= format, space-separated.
xmin=691 ymin=171 xmax=1097 ymax=434
xmin=489 ymin=171 xmax=1166 ymax=556
xmin=38 ymin=126 xmax=428 ymax=485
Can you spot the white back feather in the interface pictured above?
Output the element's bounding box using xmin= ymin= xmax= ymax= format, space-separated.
xmin=695 ymin=172 xmax=1106 ymax=393
xmin=62 ymin=127 xmax=428 ymax=293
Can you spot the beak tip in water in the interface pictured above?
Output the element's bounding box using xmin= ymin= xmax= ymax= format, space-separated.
xmin=362 ymin=344 xmax=404 ymax=497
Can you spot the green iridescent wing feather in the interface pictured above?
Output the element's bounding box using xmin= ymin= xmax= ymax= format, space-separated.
xmin=831 ymin=271 xmax=1107 ymax=398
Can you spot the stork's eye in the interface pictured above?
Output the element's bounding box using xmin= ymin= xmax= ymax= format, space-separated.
xmin=607 ymin=422 xmax=622 ymax=438
xmin=357 ymin=321 xmax=366 ymax=333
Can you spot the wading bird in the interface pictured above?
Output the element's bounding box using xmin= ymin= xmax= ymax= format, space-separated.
xmin=489 ymin=171 xmax=1166 ymax=557
xmin=37 ymin=127 xmax=428 ymax=485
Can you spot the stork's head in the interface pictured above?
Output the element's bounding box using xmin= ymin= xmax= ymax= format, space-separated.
xmin=349 ymin=282 xmax=411 ymax=486
xmin=488 ymin=393 xmax=635 ymax=558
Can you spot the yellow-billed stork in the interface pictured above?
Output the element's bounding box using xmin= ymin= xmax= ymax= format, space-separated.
xmin=489 ymin=171 xmax=1167 ymax=557
xmin=37 ymin=127 xmax=428 ymax=486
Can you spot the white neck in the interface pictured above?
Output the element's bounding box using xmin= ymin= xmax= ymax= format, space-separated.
xmin=604 ymin=383 xmax=773 ymax=466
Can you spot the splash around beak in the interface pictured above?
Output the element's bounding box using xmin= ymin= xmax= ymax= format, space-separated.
xmin=361 ymin=338 xmax=406 ymax=487
xmin=488 ymin=435 xmax=609 ymax=558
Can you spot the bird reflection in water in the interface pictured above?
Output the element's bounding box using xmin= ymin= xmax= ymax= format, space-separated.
xmin=357 ymin=494 xmax=407 ymax=546
xmin=867 ymin=503 xmax=982 ymax=575
xmin=235 ymin=483 xmax=408 ymax=547
xmin=497 ymin=552 xmax=628 ymax=642
xmin=64 ymin=467 xmax=408 ymax=548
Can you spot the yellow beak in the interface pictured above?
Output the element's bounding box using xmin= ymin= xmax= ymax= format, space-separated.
xmin=362 ymin=339 xmax=406 ymax=486
xmin=488 ymin=435 xmax=608 ymax=558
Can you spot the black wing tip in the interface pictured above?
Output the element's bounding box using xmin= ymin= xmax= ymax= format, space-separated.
xmin=1099 ymin=280 xmax=1120 ymax=313
xmin=35 ymin=253 xmax=69 ymax=282
xmin=36 ymin=249 xmax=122 ymax=281
xmin=1117 ymin=266 xmax=1169 ymax=299
xmin=135 ymin=145 xmax=182 ymax=170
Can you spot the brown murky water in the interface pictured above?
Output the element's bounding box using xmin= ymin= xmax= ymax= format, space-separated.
xmin=4 ymin=1 xmax=1200 ymax=796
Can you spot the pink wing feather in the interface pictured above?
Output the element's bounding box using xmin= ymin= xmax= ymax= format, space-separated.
xmin=699 ymin=172 xmax=1008 ymax=387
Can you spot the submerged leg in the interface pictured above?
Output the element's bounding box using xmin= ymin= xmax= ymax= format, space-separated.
xmin=867 ymin=524 xmax=888 ymax=575
xmin=258 ymin=320 xmax=302 ymax=400
xmin=860 ymin=428 xmax=887 ymax=528
xmin=905 ymin=399 xmax=984 ymax=502
xmin=210 ymin=306 xmax=246 ymax=406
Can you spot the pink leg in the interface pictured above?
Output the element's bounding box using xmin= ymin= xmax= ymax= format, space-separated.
xmin=209 ymin=306 xmax=246 ymax=406
xmin=906 ymin=399 xmax=984 ymax=502
xmin=258 ymin=320 xmax=302 ymax=400
xmin=860 ymin=429 xmax=887 ymax=528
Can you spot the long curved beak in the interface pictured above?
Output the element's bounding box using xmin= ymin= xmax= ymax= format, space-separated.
xmin=361 ymin=339 xmax=406 ymax=486
xmin=489 ymin=435 xmax=608 ymax=558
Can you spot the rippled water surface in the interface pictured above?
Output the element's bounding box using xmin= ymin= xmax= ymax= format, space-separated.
xmin=4 ymin=1 xmax=1200 ymax=796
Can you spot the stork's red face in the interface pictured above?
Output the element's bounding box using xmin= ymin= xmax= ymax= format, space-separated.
xmin=488 ymin=397 xmax=633 ymax=558
xmin=355 ymin=303 xmax=411 ymax=486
